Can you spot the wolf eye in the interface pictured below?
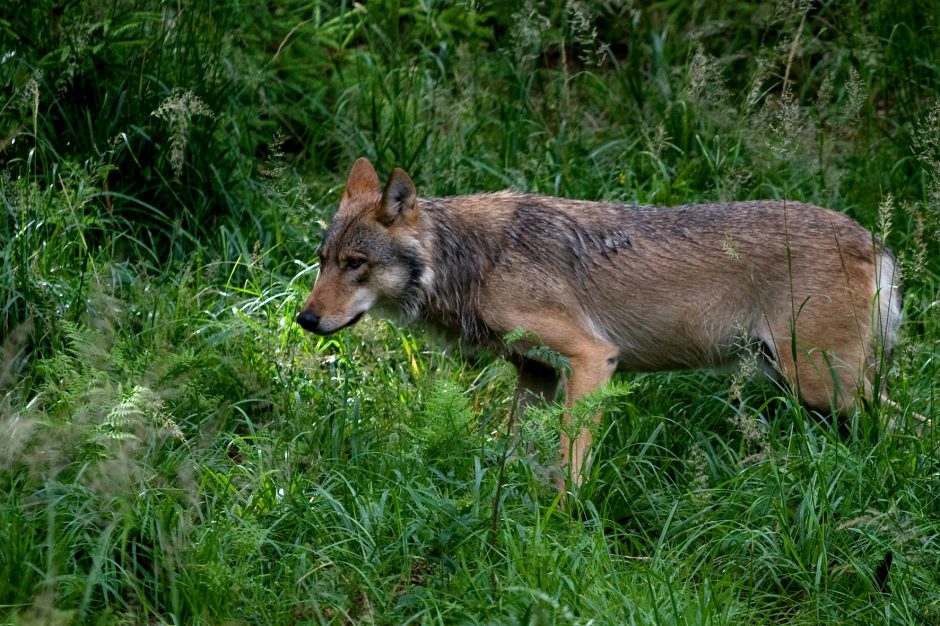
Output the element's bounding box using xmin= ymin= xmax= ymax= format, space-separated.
xmin=345 ymin=257 xmax=365 ymax=270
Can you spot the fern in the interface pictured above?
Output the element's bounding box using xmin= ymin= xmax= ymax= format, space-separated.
xmin=502 ymin=326 xmax=572 ymax=374
xmin=411 ymin=379 xmax=473 ymax=467
xmin=60 ymin=320 xmax=110 ymax=365
xmin=519 ymin=380 xmax=635 ymax=451
xmin=96 ymin=385 xmax=160 ymax=442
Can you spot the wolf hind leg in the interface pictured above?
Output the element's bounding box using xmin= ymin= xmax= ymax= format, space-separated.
xmin=759 ymin=325 xmax=868 ymax=416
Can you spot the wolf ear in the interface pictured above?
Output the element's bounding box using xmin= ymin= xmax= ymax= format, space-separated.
xmin=377 ymin=168 xmax=417 ymax=226
xmin=343 ymin=157 xmax=380 ymax=200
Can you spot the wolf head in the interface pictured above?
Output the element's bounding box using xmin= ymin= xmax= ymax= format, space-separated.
xmin=296 ymin=158 xmax=429 ymax=335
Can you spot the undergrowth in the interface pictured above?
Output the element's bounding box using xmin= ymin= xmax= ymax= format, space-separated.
xmin=1 ymin=1 xmax=939 ymax=624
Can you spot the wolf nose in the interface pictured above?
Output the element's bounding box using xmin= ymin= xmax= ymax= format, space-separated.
xmin=295 ymin=310 xmax=321 ymax=332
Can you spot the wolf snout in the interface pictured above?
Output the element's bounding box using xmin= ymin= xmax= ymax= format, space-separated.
xmin=295 ymin=310 xmax=321 ymax=333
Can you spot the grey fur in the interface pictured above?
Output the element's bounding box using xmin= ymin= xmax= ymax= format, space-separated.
xmin=300 ymin=160 xmax=904 ymax=487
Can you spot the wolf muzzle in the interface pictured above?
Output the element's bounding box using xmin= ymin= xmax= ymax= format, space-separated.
xmin=295 ymin=310 xmax=321 ymax=333
xmin=295 ymin=309 xmax=365 ymax=335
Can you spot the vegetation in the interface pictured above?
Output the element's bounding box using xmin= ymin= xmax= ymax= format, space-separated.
xmin=1 ymin=0 xmax=939 ymax=623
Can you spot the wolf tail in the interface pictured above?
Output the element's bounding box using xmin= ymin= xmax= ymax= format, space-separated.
xmin=875 ymin=246 xmax=903 ymax=362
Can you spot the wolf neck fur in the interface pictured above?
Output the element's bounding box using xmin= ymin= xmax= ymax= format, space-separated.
xmin=408 ymin=197 xmax=504 ymax=345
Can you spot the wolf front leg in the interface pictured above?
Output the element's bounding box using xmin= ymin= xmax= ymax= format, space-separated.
xmin=493 ymin=307 xmax=619 ymax=491
xmin=558 ymin=341 xmax=620 ymax=491
xmin=512 ymin=356 xmax=561 ymax=413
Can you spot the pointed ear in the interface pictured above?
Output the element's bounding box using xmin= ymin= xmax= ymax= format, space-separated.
xmin=377 ymin=168 xmax=417 ymax=226
xmin=343 ymin=157 xmax=380 ymax=200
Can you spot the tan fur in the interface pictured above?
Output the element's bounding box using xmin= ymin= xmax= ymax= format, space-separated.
xmin=297 ymin=159 xmax=903 ymax=490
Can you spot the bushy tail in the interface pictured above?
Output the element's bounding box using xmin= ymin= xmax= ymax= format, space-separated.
xmin=875 ymin=248 xmax=902 ymax=361
xmin=873 ymin=248 xmax=932 ymax=433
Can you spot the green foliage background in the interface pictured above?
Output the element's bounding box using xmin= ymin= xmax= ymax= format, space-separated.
xmin=1 ymin=1 xmax=939 ymax=624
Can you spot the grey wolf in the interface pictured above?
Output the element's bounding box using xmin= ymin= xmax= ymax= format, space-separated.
xmin=297 ymin=158 xmax=902 ymax=489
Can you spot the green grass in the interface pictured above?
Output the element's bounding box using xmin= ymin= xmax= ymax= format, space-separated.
xmin=2 ymin=1 xmax=940 ymax=624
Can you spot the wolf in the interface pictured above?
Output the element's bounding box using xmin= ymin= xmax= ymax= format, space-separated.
xmin=297 ymin=157 xmax=902 ymax=489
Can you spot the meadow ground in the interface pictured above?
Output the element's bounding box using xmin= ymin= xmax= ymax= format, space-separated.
xmin=2 ymin=2 xmax=939 ymax=624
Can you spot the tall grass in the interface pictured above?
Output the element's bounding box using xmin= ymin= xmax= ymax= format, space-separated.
xmin=2 ymin=0 xmax=939 ymax=623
